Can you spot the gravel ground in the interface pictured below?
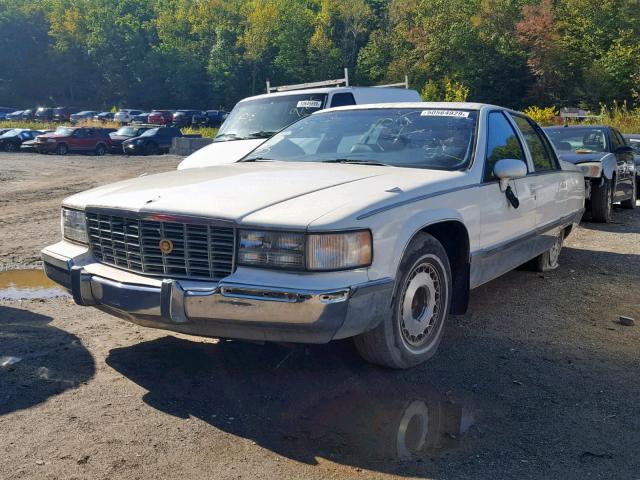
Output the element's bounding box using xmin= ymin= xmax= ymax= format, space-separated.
xmin=1 ymin=152 xmax=639 ymax=480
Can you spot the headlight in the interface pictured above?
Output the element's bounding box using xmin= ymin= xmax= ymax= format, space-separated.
xmin=237 ymin=229 xmax=372 ymax=271
xmin=238 ymin=230 xmax=305 ymax=269
xmin=578 ymin=162 xmax=602 ymax=178
xmin=61 ymin=208 xmax=88 ymax=244
xmin=306 ymin=231 xmax=372 ymax=271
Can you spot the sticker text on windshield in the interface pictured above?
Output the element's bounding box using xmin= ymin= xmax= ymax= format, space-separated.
xmin=420 ymin=110 xmax=470 ymax=118
xmin=296 ymin=100 xmax=323 ymax=108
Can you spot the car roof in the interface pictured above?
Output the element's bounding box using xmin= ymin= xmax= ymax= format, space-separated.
xmin=544 ymin=125 xmax=609 ymax=130
xmin=240 ymin=86 xmax=424 ymax=102
xmin=316 ymin=101 xmax=517 ymax=115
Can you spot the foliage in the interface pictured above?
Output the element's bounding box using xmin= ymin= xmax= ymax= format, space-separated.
xmin=0 ymin=0 xmax=638 ymax=111
xmin=522 ymin=106 xmax=559 ymax=126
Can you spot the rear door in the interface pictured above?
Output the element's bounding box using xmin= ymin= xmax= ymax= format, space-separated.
xmin=473 ymin=111 xmax=537 ymax=287
xmin=509 ymin=114 xmax=567 ymax=251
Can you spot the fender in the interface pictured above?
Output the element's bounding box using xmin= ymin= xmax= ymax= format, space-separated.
xmin=599 ymin=154 xmax=617 ymax=180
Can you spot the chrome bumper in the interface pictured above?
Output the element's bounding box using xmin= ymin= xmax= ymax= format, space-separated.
xmin=41 ymin=246 xmax=394 ymax=344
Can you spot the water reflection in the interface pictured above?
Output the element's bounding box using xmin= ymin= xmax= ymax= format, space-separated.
xmin=0 ymin=269 xmax=68 ymax=300
xmin=107 ymin=336 xmax=479 ymax=471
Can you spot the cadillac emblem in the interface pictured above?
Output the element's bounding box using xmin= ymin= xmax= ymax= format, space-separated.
xmin=159 ymin=239 xmax=174 ymax=255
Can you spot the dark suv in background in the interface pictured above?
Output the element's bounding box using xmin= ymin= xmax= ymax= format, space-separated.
xmin=53 ymin=107 xmax=80 ymax=122
xmin=172 ymin=110 xmax=201 ymax=127
xmin=35 ymin=107 xmax=54 ymax=121
xmin=123 ymin=126 xmax=188 ymax=155
xmin=192 ymin=110 xmax=228 ymax=128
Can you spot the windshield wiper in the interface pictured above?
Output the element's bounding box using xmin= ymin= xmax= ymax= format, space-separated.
xmin=245 ymin=131 xmax=278 ymax=139
xmin=322 ymin=158 xmax=388 ymax=166
xmin=214 ymin=133 xmax=243 ymax=142
xmin=241 ymin=157 xmax=273 ymax=162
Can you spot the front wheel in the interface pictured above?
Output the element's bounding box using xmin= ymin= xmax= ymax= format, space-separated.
xmin=56 ymin=143 xmax=68 ymax=155
xmin=144 ymin=142 xmax=159 ymax=155
xmin=5 ymin=142 xmax=17 ymax=152
xmin=354 ymin=233 xmax=451 ymax=369
xmin=590 ymin=178 xmax=613 ymax=223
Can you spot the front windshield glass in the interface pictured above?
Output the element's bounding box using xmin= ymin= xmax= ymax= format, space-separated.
xmin=216 ymin=93 xmax=328 ymax=141
xmin=1 ymin=129 xmax=18 ymax=137
xmin=628 ymin=139 xmax=640 ymax=154
xmin=244 ymin=108 xmax=478 ymax=170
xmin=55 ymin=127 xmax=74 ymax=135
xmin=141 ymin=128 xmax=159 ymax=137
xmin=116 ymin=127 xmax=138 ymax=136
xmin=545 ymin=127 xmax=608 ymax=153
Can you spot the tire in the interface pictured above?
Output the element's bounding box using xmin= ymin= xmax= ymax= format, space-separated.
xmin=56 ymin=143 xmax=68 ymax=155
xmin=532 ymin=230 xmax=564 ymax=272
xmin=590 ymin=178 xmax=613 ymax=223
xmin=95 ymin=143 xmax=107 ymax=156
xmin=620 ymin=179 xmax=636 ymax=209
xmin=144 ymin=142 xmax=159 ymax=155
xmin=5 ymin=142 xmax=16 ymax=152
xmin=354 ymin=233 xmax=452 ymax=369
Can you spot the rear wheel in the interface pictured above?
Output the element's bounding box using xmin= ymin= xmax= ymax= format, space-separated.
xmin=354 ymin=233 xmax=451 ymax=369
xmin=95 ymin=143 xmax=107 ymax=156
xmin=532 ymin=230 xmax=564 ymax=272
xmin=621 ymin=180 xmax=636 ymax=209
xmin=56 ymin=143 xmax=68 ymax=155
xmin=590 ymin=178 xmax=613 ymax=223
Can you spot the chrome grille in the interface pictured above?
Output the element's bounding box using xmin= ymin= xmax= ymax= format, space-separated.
xmin=86 ymin=211 xmax=235 ymax=280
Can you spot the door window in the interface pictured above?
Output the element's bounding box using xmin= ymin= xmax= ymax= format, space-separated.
xmin=330 ymin=93 xmax=356 ymax=108
xmin=485 ymin=112 xmax=526 ymax=181
xmin=511 ymin=115 xmax=557 ymax=171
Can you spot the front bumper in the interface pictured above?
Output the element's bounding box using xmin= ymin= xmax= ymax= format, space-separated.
xmin=41 ymin=243 xmax=393 ymax=344
xmin=124 ymin=143 xmax=144 ymax=154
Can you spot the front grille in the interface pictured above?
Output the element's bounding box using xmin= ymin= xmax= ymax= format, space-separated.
xmin=86 ymin=211 xmax=235 ymax=280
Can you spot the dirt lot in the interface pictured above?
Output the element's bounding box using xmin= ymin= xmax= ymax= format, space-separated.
xmin=1 ymin=152 xmax=639 ymax=480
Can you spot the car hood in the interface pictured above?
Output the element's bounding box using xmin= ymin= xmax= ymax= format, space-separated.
xmin=177 ymin=139 xmax=266 ymax=169
xmin=110 ymin=134 xmax=132 ymax=141
xmin=63 ymin=161 xmax=468 ymax=229
xmin=556 ymin=151 xmax=609 ymax=164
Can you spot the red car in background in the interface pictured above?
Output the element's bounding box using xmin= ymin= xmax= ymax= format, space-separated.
xmin=148 ymin=110 xmax=174 ymax=125
xmin=34 ymin=126 xmax=112 ymax=155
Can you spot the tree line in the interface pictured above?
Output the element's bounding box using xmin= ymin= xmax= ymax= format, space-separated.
xmin=0 ymin=0 xmax=638 ymax=111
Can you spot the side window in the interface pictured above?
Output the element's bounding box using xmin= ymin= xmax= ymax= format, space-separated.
xmin=511 ymin=115 xmax=556 ymax=171
xmin=612 ymin=129 xmax=627 ymax=151
xmin=330 ymin=93 xmax=356 ymax=108
xmin=485 ymin=112 xmax=526 ymax=181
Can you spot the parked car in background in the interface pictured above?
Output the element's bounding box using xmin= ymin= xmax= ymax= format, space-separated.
xmin=0 ymin=129 xmax=42 ymax=152
xmin=53 ymin=107 xmax=80 ymax=122
xmin=70 ymin=111 xmax=99 ymax=124
xmin=20 ymin=131 xmax=53 ymax=153
xmin=172 ymin=109 xmax=201 ymax=127
xmin=131 ymin=112 xmax=151 ymax=124
xmin=109 ymin=126 xmax=152 ymax=153
xmin=123 ymin=126 xmax=186 ymax=155
xmin=42 ymin=103 xmax=585 ymax=369
xmin=192 ymin=110 xmax=229 ymax=128
xmin=148 ymin=110 xmax=174 ymax=125
xmin=114 ymin=109 xmax=144 ymax=124
xmin=0 ymin=128 xmax=13 ymax=136
xmin=545 ymin=125 xmax=636 ymax=221
xmin=35 ymin=107 xmax=54 ymax=122
xmin=21 ymin=109 xmax=36 ymax=120
xmin=6 ymin=110 xmax=25 ymax=121
xmin=623 ymin=133 xmax=640 ymax=200
xmin=0 ymin=107 xmax=17 ymax=120
xmin=35 ymin=126 xmax=111 ymax=155
xmin=178 ymin=85 xmax=421 ymax=169
xmin=94 ymin=112 xmax=115 ymax=122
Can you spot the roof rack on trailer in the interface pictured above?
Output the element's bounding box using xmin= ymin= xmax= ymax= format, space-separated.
xmin=266 ymin=68 xmax=350 ymax=93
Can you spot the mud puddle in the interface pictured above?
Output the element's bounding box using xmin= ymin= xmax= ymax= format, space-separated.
xmin=0 ymin=269 xmax=68 ymax=300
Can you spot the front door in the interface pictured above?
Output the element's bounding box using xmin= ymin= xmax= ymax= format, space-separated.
xmin=473 ymin=111 xmax=537 ymax=288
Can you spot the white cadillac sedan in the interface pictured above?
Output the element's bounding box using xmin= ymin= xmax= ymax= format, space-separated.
xmin=42 ymin=103 xmax=585 ymax=368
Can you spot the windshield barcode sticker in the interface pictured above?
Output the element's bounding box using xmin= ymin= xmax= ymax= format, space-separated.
xmin=420 ymin=110 xmax=469 ymax=118
xmin=296 ymin=100 xmax=323 ymax=108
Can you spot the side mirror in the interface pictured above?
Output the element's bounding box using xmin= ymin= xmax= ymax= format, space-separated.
xmin=615 ymin=145 xmax=633 ymax=155
xmin=493 ymin=159 xmax=527 ymax=192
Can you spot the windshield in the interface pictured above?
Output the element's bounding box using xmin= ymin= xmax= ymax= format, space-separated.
xmin=216 ymin=93 xmax=328 ymax=141
xmin=628 ymin=139 xmax=640 ymax=154
xmin=0 ymin=129 xmax=18 ymax=137
xmin=141 ymin=128 xmax=159 ymax=137
xmin=55 ymin=127 xmax=75 ymax=135
xmin=545 ymin=127 xmax=608 ymax=153
xmin=116 ymin=127 xmax=138 ymax=136
xmin=244 ymin=108 xmax=478 ymax=170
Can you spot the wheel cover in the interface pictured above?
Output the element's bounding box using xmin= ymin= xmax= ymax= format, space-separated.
xmin=399 ymin=261 xmax=442 ymax=349
xmin=548 ymin=234 xmax=562 ymax=266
